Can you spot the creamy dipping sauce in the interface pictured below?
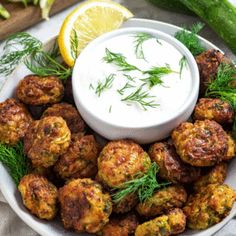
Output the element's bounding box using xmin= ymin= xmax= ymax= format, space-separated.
xmin=76 ymin=32 xmax=192 ymax=127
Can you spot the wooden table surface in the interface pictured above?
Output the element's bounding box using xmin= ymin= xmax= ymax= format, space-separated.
xmin=0 ymin=0 xmax=79 ymax=40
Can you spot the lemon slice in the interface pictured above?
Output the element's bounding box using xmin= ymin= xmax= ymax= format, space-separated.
xmin=58 ymin=0 xmax=133 ymax=67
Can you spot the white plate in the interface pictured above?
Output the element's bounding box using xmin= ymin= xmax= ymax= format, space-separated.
xmin=0 ymin=18 xmax=235 ymax=236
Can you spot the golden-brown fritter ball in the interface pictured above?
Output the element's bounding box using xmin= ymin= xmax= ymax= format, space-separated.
xmin=195 ymin=49 xmax=228 ymax=95
xmin=24 ymin=116 xmax=71 ymax=168
xmin=58 ymin=178 xmax=112 ymax=234
xmin=224 ymin=134 xmax=236 ymax=161
xmin=54 ymin=134 xmax=100 ymax=179
xmin=183 ymin=184 xmax=236 ymax=229
xmin=41 ymin=103 xmax=86 ymax=134
xmin=135 ymin=208 xmax=186 ymax=236
xmin=112 ymin=193 xmax=138 ymax=214
xmin=18 ymin=174 xmax=58 ymax=220
xmin=136 ymin=185 xmax=187 ymax=217
xmin=0 ymin=98 xmax=32 ymax=145
xmin=193 ymin=162 xmax=227 ymax=192
xmin=16 ymin=75 xmax=64 ymax=105
xmin=97 ymin=140 xmax=151 ymax=188
xmin=149 ymin=142 xmax=201 ymax=183
xmin=194 ymin=98 xmax=234 ymax=124
xmin=100 ymin=213 xmax=139 ymax=236
xmin=172 ymin=120 xmax=234 ymax=167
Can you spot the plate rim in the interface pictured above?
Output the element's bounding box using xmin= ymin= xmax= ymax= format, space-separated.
xmin=0 ymin=17 xmax=235 ymax=236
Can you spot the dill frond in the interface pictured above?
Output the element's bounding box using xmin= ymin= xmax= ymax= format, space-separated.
xmin=121 ymin=85 xmax=159 ymax=110
xmin=95 ymin=74 xmax=115 ymax=97
xmin=0 ymin=32 xmax=42 ymax=76
xmin=0 ymin=142 xmax=29 ymax=186
xmin=175 ymin=22 xmax=205 ymax=56
xmin=103 ymin=48 xmax=141 ymax=72
xmin=112 ymin=162 xmax=170 ymax=203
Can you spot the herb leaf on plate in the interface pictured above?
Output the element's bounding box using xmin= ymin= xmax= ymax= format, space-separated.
xmin=112 ymin=162 xmax=170 ymax=203
xmin=175 ymin=22 xmax=205 ymax=56
xmin=0 ymin=142 xmax=29 ymax=186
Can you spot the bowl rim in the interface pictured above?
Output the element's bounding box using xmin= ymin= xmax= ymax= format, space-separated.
xmin=72 ymin=26 xmax=200 ymax=129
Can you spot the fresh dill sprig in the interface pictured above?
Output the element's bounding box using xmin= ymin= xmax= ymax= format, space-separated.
xmin=175 ymin=22 xmax=205 ymax=56
xmin=117 ymin=82 xmax=135 ymax=95
xmin=0 ymin=142 xmax=29 ymax=186
xmin=112 ymin=162 xmax=170 ymax=203
xmin=133 ymin=33 xmax=162 ymax=60
xmin=70 ymin=29 xmax=79 ymax=60
xmin=124 ymin=74 xmax=136 ymax=82
xmin=0 ymin=32 xmax=42 ymax=76
xmin=121 ymin=85 xmax=159 ymax=110
xmin=103 ymin=48 xmax=141 ymax=72
xmin=205 ymin=63 xmax=236 ymax=110
xmin=25 ymin=47 xmax=72 ymax=80
xmin=143 ymin=66 xmax=175 ymax=88
xmin=109 ymin=105 xmax=112 ymax=113
xmin=95 ymin=74 xmax=115 ymax=97
xmin=89 ymin=83 xmax=94 ymax=90
xmin=134 ymin=33 xmax=153 ymax=60
xmin=179 ymin=56 xmax=187 ymax=79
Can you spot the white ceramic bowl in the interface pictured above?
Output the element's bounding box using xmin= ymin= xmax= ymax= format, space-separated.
xmin=0 ymin=19 xmax=235 ymax=236
xmin=72 ymin=27 xmax=199 ymax=144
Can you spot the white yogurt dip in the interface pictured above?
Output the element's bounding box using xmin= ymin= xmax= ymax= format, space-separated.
xmin=74 ymin=31 xmax=193 ymax=128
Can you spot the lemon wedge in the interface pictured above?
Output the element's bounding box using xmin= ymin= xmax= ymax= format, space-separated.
xmin=58 ymin=0 xmax=133 ymax=67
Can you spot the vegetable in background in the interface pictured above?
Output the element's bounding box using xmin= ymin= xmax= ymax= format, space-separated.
xmin=180 ymin=0 xmax=236 ymax=53
xmin=6 ymin=0 xmax=55 ymax=19
xmin=148 ymin=0 xmax=194 ymax=15
xmin=0 ymin=4 xmax=10 ymax=19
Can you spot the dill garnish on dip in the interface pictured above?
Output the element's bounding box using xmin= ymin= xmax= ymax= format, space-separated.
xmin=74 ymin=30 xmax=193 ymax=127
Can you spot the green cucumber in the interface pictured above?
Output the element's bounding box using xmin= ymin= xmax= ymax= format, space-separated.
xmin=180 ymin=0 xmax=236 ymax=53
xmin=148 ymin=0 xmax=194 ymax=15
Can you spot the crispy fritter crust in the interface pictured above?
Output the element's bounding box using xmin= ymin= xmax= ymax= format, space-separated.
xmin=193 ymin=163 xmax=227 ymax=192
xmin=183 ymin=184 xmax=236 ymax=229
xmin=42 ymin=103 xmax=86 ymax=134
xmin=0 ymin=98 xmax=32 ymax=145
xmin=136 ymin=185 xmax=187 ymax=217
xmin=171 ymin=120 xmax=233 ymax=166
xmin=18 ymin=174 xmax=58 ymax=220
xmin=194 ymin=98 xmax=234 ymax=124
xmin=58 ymin=178 xmax=112 ymax=234
xmin=195 ymin=49 xmax=227 ymax=95
xmin=54 ymin=134 xmax=100 ymax=179
xmin=100 ymin=213 xmax=139 ymax=236
xmin=16 ymin=75 xmax=64 ymax=105
xmin=149 ymin=142 xmax=201 ymax=183
xmin=24 ymin=116 xmax=71 ymax=168
xmin=112 ymin=193 xmax=138 ymax=214
xmin=135 ymin=208 xmax=186 ymax=236
xmin=97 ymin=140 xmax=151 ymax=188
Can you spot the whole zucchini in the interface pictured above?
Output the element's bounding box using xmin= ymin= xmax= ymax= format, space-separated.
xmin=180 ymin=0 xmax=236 ymax=53
xmin=148 ymin=0 xmax=194 ymax=15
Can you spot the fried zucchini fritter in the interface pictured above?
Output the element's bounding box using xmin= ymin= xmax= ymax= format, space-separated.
xmin=149 ymin=142 xmax=201 ymax=183
xmin=136 ymin=185 xmax=187 ymax=217
xmin=135 ymin=208 xmax=186 ymax=236
xmin=18 ymin=174 xmax=58 ymax=220
xmin=16 ymin=75 xmax=64 ymax=105
xmin=97 ymin=140 xmax=151 ymax=188
xmin=172 ymin=120 xmax=234 ymax=166
xmin=100 ymin=213 xmax=138 ymax=236
xmin=58 ymin=178 xmax=112 ymax=234
xmin=195 ymin=49 xmax=228 ymax=95
xmin=54 ymin=134 xmax=100 ymax=179
xmin=24 ymin=116 xmax=71 ymax=168
xmin=194 ymin=98 xmax=234 ymax=124
xmin=193 ymin=163 xmax=227 ymax=192
xmin=42 ymin=103 xmax=86 ymax=134
xmin=0 ymin=98 xmax=32 ymax=145
xmin=183 ymin=184 xmax=236 ymax=229
xmin=112 ymin=193 xmax=138 ymax=214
